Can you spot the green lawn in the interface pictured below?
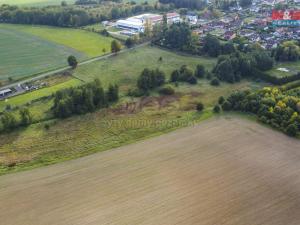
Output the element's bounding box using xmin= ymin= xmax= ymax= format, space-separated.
xmin=0 ymin=24 xmax=84 ymax=81
xmin=266 ymin=61 xmax=300 ymax=78
xmin=6 ymin=24 xmax=116 ymax=57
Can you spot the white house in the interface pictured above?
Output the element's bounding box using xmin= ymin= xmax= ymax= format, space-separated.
xmin=186 ymin=12 xmax=198 ymax=25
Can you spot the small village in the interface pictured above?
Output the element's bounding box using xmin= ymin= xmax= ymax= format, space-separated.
xmin=106 ymin=0 xmax=300 ymax=50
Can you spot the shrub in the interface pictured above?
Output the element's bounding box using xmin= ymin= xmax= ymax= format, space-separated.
xmin=127 ymin=88 xmax=144 ymax=97
xmin=213 ymin=105 xmax=221 ymax=113
xmin=170 ymin=70 xmax=180 ymax=82
xmin=286 ymin=123 xmax=298 ymax=137
xmin=159 ymin=86 xmax=175 ymax=95
xmin=195 ymin=64 xmax=205 ymax=78
xmin=218 ymin=96 xmax=225 ymax=104
xmin=196 ymin=102 xmax=204 ymax=112
xmin=187 ymin=76 xmax=198 ymax=84
xmin=5 ymin=105 xmax=11 ymax=111
xmin=67 ymin=55 xmax=78 ymax=68
xmin=210 ymin=78 xmax=220 ymax=86
xmin=222 ymin=101 xmax=232 ymax=111
xmin=125 ymin=38 xmax=134 ymax=48
xmin=206 ymin=72 xmax=212 ymax=80
xmin=44 ymin=124 xmax=50 ymax=130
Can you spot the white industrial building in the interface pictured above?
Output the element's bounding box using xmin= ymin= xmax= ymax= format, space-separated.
xmin=116 ymin=13 xmax=181 ymax=33
xmin=116 ymin=19 xmax=145 ymax=32
xmin=0 ymin=88 xmax=12 ymax=97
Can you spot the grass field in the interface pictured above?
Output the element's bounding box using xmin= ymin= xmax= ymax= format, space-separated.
xmin=0 ymin=23 xmax=116 ymax=82
xmin=0 ymin=46 xmax=214 ymax=111
xmin=1 ymin=116 xmax=300 ymax=225
xmin=267 ymin=61 xmax=300 ymax=78
xmin=0 ymin=46 xmax=265 ymax=174
xmin=0 ymin=0 xmax=74 ymax=6
xmin=0 ymin=24 xmax=84 ymax=81
xmin=4 ymin=24 xmax=116 ymax=57
xmin=74 ymin=46 xmax=217 ymax=88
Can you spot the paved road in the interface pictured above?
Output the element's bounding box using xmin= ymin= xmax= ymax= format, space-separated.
xmin=0 ymin=42 xmax=150 ymax=90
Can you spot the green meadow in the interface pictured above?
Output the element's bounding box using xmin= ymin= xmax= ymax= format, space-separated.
xmin=0 ymin=25 xmax=84 ymax=81
xmin=73 ymin=46 xmax=216 ymax=88
xmin=14 ymin=25 xmax=116 ymax=57
xmin=0 ymin=23 xmax=116 ymax=82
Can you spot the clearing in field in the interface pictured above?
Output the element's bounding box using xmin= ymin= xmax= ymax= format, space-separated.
xmin=0 ymin=24 xmax=84 ymax=81
xmin=1 ymin=116 xmax=300 ymax=225
xmin=266 ymin=61 xmax=300 ymax=78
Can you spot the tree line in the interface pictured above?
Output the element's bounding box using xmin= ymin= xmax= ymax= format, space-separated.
xmin=0 ymin=3 xmax=158 ymax=27
xmin=159 ymin=0 xmax=207 ymax=10
xmin=0 ymin=80 xmax=119 ymax=132
xmin=53 ymin=79 xmax=118 ymax=118
xmin=0 ymin=108 xmax=33 ymax=132
xmin=272 ymin=41 xmax=300 ymax=62
xmin=212 ymin=50 xmax=274 ymax=83
xmin=220 ymin=87 xmax=300 ymax=137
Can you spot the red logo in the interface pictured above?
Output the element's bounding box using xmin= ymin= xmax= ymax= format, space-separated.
xmin=272 ymin=10 xmax=300 ymax=20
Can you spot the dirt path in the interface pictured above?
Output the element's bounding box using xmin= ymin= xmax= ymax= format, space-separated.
xmin=1 ymin=116 xmax=300 ymax=225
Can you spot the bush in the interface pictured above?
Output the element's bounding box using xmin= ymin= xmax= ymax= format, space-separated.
xmin=210 ymin=78 xmax=220 ymax=86
xmin=5 ymin=105 xmax=11 ymax=111
xmin=286 ymin=123 xmax=298 ymax=137
xmin=125 ymin=38 xmax=134 ymax=48
xmin=67 ymin=55 xmax=78 ymax=68
xmin=187 ymin=76 xmax=198 ymax=84
xmin=218 ymin=96 xmax=225 ymax=104
xmin=159 ymin=86 xmax=175 ymax=95
xmin=127 ymin=88 xmax=144 ymax=97
xmin=196 ymin=102 xmax=204 ymax=112
xmin=195 ymin=64 xmax=205 ymax=78
xmin=222 ymin=101 xmax=232 ymax=111
xmin=170 ymin=70 xmax=180 ymax=82
xmin=44 ymin=124 xmax=50 ymax=130
xmin=206 ymin=72 xmax=212 ymax=80
xmin=213 ymin=105 xmax=221 ymax=113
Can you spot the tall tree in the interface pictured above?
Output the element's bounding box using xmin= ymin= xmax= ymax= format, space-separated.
xmin=111 ymin=40 xmax=122 ymax=54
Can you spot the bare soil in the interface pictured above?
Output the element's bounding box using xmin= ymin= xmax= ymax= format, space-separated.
xmin=1 ymin=116 xmax=300 ymax=225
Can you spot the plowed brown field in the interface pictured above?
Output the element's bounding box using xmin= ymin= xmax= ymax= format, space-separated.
xmin=1 ymin=116 xmax=300 ymax=225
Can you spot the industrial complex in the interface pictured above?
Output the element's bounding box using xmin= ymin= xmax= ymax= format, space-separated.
xmin=116 ymin=13 xmax=181 ymax=33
